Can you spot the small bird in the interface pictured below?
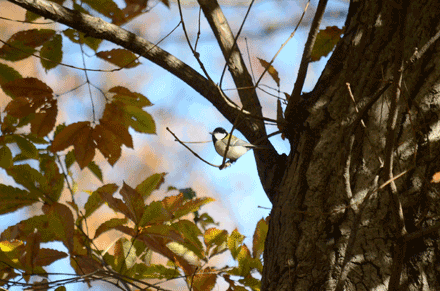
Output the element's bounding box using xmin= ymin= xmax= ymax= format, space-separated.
xmin=210 ymin=127 xmax=265 ymax=163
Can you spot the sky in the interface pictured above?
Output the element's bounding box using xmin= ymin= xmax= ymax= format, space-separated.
xmin=0 ymin=0 xmax=348 ymax=290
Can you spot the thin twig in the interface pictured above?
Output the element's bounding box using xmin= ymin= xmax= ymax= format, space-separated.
xmin=177 ymin=0 xmax=213 ymax=82
xmin=166 ymin=127 xmax=220 ymax=168
xmin=254 ymin=0 xmax=310 ymax=89
xmin=219 ymin=0 xmax=255 ymax=87
xmin=286 ymin=0 xmax=328 ymax=119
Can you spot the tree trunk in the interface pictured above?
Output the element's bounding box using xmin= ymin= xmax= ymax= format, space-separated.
xmin=262 ymin=1 xmax=440 ymax=290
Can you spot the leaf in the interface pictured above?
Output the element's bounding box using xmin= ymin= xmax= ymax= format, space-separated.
xmin=0 ymin=63 xmax=22 ymax=85
xmin=139 ymin=201 xmax=172 ymax=227
xmin=258 ymin=58 xmax=280 ymax=87
xmin=311 ymin=26 xmax=344 ymax=62
xmin=109 ymin=86 xmax=152 ymax=107
xmin=12 ymin=134 xmax=38 ymax=159
xmin=190 ymin=267 xmax=217 ymax=291
xmin=42 ymin=203 xmax=74 ymax=251
xmin=39 ymin=157 xmax=64 ymax=202
xmin=4 ymin=97 xmax=33 ymax=118
xmin=252 ymin=218 xmax=268 ymax=258
xmin=135 ymin=173 xmax=167 ymax=200
xmin=73 ymin=123 xmax=96 ymax=169
xmin=95 ymin=183 xmax=132 ymax=219
xmin=173 ymin=197 xmax=215 ymax=220
xmin=35 ymin=248 xmax=68 ymax=267
xmin=31 ymin=100 xmax=58 ymax=137
xmin=40 ymin=34 xmax=63 ymax=71
xmin=94 ymin=218 xmax=128 ymax=238
xmin=119 ymin=182 xmax=145 ymax=225
xmin=84 ymin=190 xmax=104 ymax=219
xmin=97 ymin=49 xmax=141 ymax=68
xmin=81 ymin=0 xmax=124 ymax=24
xmin=133 ymin=264 xmax=179 ymax=280
xmin=0 ymin=146 xmax=13 ymax=169
xmin=87 ymin=161 xmax=103 ymax=182
xmin=172 ymin=220 xmax=204 ymax=259
xmin=228 ymin=229 xmax=245 ymax=260
xmin=204 ymin=228 xmax=228 ymax=258
xmin=6 ymin=164 xmax=46 ymax=196
xmin=92 ymin=124 xmax=123 ymax=166
xmin=1 ymin=77 xmax=53 ymax=99
xmin=63 ymin=29 xmax=102 ymax=51
xmin=0 ymin=184 xmax=39 ymax=215
xmin=123 ymin=105 xmax=156 ymax=134
xmin=0 ymin=29 xmax=56 ymax=61
xmin=51 ymin=121 xmax=90 ymax=152
xmin=98 ymin=118 xmax=133 ymax=148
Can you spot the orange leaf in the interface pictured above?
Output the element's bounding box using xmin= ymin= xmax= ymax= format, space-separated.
xmin=431 ymin=172 xmax=440 ymax=183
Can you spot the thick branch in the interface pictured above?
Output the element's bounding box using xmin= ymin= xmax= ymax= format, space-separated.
xmin=6 ymin=0 xmax=242 ymax=129
xmin=198 ymin=0 xmax=265 ymax=135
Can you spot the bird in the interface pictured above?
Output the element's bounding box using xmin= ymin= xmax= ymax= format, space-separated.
xmin=210 ymin=127 xmax=266 ymax=163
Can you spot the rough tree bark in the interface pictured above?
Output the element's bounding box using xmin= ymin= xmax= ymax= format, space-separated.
xmin=262 ymin=1 xmax=440 ymax=290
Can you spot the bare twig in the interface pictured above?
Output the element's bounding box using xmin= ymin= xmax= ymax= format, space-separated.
xmin=166 ymin=127 xmax=220 ymax=168
xmin=254 ymin=0 xmax=310 ymax=89
xmin=177 ymin=0 xmax=213 ymax=82
xmin=285 ymin=0 xmax=328 ymax=120
xmin=219 ymin=0 xmax=255 ymax=87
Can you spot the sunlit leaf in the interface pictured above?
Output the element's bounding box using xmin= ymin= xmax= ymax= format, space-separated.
xmin=252 ymin=218 xmax=268 ymax=258
xmin=136 ymin=172 xmax=166 ymax=200
xmin=257 ymin=58 xmax=280 ymax=87
xmin=110 ymin=86 xmax=152 ymax=107
xmin=123 ymin=105 xmax=156 ymax=134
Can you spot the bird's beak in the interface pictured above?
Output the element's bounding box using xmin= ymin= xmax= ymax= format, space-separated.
xmin=209 ymin=132 xmax=213 ymax=135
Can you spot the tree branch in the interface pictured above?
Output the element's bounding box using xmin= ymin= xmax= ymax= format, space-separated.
xmin=5 ymin=0 xmax=242 ymax=132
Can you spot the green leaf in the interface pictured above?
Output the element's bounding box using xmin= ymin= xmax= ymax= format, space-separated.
xmin=40 ymin=34 xmax=63 ymax=71
xmin=139 ymin=201 xmax=172 ymax=226
xmin=0 ymin=146 xmax=13 ymax=169
xmin=0 ymin=63 xmax=22 ymax=86
xmin=136 ymin=173 xmax=166 ymax=200
xmin=87 ymin=161 xmax=103 ymax=182
xmin=123 ymin=106 xmax=156 ymax=134
xmin=11 ymin=134 xmax=38 ymax=160
xmin=0 ymin=29 xmax=56 ymax=61
xmin=63 ymin=29 xmax=102 ymax=51
xmin=97 ymin=49 xmax=140 ymax=68
xmin=0 ymin=184 xmax=39 ymax=215
xmin=6 ymin=164 xmax=46 ymax=196
xmin=311 ymin=26 xmax=344 ymax=62
xmin=84 ymin=190 xmax=104 ymax=219
xmin=109 ymin=86 xmax=152 ymax=107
